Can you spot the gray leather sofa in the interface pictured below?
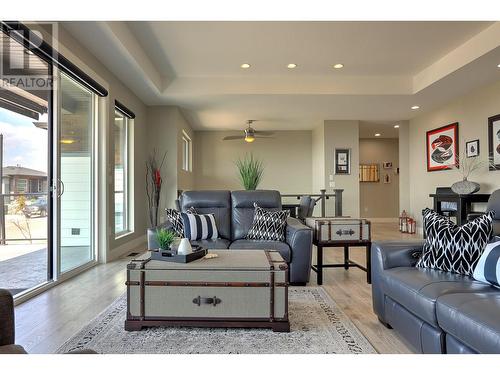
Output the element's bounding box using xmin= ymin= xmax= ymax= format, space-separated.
xmin=372 ymin=240 xmax=500 ymax=354
xmin=148 ymin=190 xmax=313 ymax=285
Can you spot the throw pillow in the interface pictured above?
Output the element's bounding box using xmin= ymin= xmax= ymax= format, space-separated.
xmin=165 ymin=207 xmax=197 ymax=236
xmin=181 ymin=212 xmax=219 ymax=241
xmin=416 ymin=208 xmax=494 ymax=276
xmin=246 ymin=204 xmax=290 ymax=242
xmin=473 ymin=240 xmax=500 ymax=288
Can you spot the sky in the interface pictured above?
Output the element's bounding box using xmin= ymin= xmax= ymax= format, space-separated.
xmin=0 ymin=108 xmax=48 ymax=173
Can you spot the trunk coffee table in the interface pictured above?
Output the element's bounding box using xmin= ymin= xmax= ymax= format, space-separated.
xmin=125 ymin=249 xmax=290 ymax=332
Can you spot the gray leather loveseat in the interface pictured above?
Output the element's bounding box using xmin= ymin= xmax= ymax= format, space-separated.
xmin=371 ymin=240 xmax=500 ymax=354
xmin=148 ymin=190 xmax=313 ymax=285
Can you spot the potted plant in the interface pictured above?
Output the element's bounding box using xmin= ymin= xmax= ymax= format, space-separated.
xmin=235 ymin=153 xmax=264 ymax=190
xmin=155 ymin=228 xmax=176 ymax=251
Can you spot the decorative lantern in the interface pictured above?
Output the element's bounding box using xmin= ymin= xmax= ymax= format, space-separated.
xmin=399 ymin=210 xmax=408 ymax=233
xmin=407 ymin=218 xmax=416 ymax=234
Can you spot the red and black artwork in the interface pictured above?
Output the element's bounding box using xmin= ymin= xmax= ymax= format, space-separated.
xmin=488 ymin=114 xmax=500 ymax=171
xmin=426 ymin=123 xmax=459 ymax=172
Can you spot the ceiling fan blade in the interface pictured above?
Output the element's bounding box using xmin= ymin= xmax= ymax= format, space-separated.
xmin=223 ymin=135 xmax=245 ymax=140
xmin=254 ymin=131 xmax=275 ymax=136
xmin=254 ymin=135 xmax=274 ymax=139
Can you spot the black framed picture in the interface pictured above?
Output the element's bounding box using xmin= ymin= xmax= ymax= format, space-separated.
xmin=488 ymin=114 xmax=500 ymax=170
xmin=335 ymin=148 xmax=351 ymax=175
xmin=426 ymin=122 xmax=459 ymax=172
xmin=466 ymin=139 xmax=479 ymax=158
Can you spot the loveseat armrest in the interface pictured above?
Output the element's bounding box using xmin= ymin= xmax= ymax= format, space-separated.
xmin=147 ymin=221 xmax=174 ymax=250
xmin=0 ymin=289 xmax=15 ymax=346
xmin=285 ymin=217 xmax=313 ymax=284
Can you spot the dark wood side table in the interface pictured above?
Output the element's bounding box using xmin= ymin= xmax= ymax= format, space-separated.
xmin=429 ymin=193 xmax=490 ymax=225
xmin=305 ymin=218 xmax=372 ymax=285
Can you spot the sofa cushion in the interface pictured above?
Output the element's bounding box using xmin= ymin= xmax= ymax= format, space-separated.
xmin=473 ymin=240 xmax=500 ymax=287
xmin=229 ymin=240 xmax=291 ymax=262
xmin=0 ymin=344 xmax=27 ymax=354
xmin=436 ymin=292 xmax=500 ymax=354
xmin=383 ymin=267 xmax=494 ymax=327
xmin=191 ymin=238 xmax=230 ymax=249
xmin=231 ymin=190 xmax=282 ymax=240
xmin=180 ymin=190 xmax=231 ymax=240
xmin=181 ymin=213 xmax=219 ymax=241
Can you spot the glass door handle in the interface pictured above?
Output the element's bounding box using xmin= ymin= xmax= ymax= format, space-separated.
xmin=57 ymin=179 xmax=65 ymax=198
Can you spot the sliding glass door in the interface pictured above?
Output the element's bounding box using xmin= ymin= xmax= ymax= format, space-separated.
xmin=57 ymin=72 xmax=96 ymax=273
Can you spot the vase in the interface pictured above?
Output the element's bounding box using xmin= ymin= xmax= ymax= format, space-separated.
xmin=451 ymin=179 xmax=480 ymax=195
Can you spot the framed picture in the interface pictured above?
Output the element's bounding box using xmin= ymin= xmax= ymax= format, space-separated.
xmin=335 ymin=148 xmax=351 ymax=175
xmin=466 ymin=139 xmax=480 ymax=158
xmin=488 ymin=114 xmax=500 ymax=170
xmin=426 ymin=123 xmax=459 ymax=172
xmin=383 ymin=162 xmax=393 ymax=169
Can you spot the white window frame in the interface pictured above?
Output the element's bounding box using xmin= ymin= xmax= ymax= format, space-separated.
xmin=114 ymin=109 xmax=130 ymax=238
xmin=182 ymin=130 xmax=192 ymax=172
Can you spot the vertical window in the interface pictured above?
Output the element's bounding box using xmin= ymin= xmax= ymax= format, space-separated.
xmin=16 ymin=179 xmax=28 ymax=193
xmin=182 ymin=131 xmax=192 ymax=172
xmin=114 ymin=106 xmax=131 ymax=236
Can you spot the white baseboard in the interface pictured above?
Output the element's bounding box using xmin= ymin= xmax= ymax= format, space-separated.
xmin=108 ymin=234 xmax=146 ymax=262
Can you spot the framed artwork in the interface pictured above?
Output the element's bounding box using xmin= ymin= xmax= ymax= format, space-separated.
xmin=466 ymin=139 xmax=480 ymax=158
xmin=488 ymin=114 xmax=500 ymax=170
xmin=383 ymin=162 xmax=393 ymax=169
xmin=335 ymin=148 xmax=351 ymax=175
xmin=426 ymin=123 xmax=459 ymax=172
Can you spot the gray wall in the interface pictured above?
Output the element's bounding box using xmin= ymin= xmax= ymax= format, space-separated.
xmin=193 ymin=131 xmax=313 ymax=194
xmin=409 ymin=79 xmax=500 ymax=229
xmin=359 ymin=138 xmax=399 ymax=218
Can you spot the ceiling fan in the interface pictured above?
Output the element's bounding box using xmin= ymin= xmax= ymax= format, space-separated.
xmin=222 ymin=120 xmax=275 ymax=143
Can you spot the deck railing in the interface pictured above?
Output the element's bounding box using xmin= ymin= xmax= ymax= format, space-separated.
xmin=281 ymin=189 xmax=344 ymax=217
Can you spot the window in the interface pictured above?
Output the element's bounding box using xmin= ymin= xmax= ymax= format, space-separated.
xmin=114 ymin=108 xmax=130 ymax=236
xmin=16 ymin=179 xmax=28 ymax=193
xmin=182 ymin=131 xmax=192 ymax=172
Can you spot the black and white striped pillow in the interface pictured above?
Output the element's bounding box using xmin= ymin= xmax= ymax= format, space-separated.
xmin=246 ymin=204 xmax=289 ymax=242
xmin=181 ymin=212 xmax=219 ymax=241
xmin=165 ymin=207 xmax=197 ymax=237
xmin=473 ymin=240 xmax=500 ymax=288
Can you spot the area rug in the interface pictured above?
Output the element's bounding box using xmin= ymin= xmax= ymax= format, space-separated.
xmin=57 ymin=287 xmax=376 ymax=354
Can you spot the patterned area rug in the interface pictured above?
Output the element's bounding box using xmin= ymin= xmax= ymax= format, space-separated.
xmin=57 ymin=287 xmax=376 ymax=354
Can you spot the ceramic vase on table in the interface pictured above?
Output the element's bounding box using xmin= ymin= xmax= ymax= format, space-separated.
xmin=451 ymin=178 xmax=480 ymax=195
xmin=177 ymin=238 xmax=193 ymax=255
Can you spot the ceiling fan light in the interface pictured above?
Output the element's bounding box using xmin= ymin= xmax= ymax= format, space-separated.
xmin=245 ymin=135 xmax=255 ymax=143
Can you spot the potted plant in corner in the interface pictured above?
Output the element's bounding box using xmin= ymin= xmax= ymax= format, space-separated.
xmin=235 ymin=153 xmax=264 ymax=190
xmin=155 ymin=228 xmax=176 ymax=251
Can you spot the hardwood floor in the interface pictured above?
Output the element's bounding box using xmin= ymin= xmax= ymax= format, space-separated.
xmin=15 ymin=222 xmax=420 ymax=354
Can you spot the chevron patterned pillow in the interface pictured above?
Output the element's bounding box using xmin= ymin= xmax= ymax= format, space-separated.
xmin=416 ymin=208 xmax=495 ymax=276
xmin=165 ymin=207 xmax=197 ymax=237
xmin=246 ymin=204 xmax=290 ymax=242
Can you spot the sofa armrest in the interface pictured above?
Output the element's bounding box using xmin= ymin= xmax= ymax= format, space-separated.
xmin=372 ymin=240 xmax=424 ymax=270
xmin=147 ymin=221 xmax=174 ymax=250
xmin=371 ymin=240 xmax=424 ymax=321
xmin=285 ymin=217 xmax=313 ymax=283
xmin=0 ymin=289 xmax=15 ymax=346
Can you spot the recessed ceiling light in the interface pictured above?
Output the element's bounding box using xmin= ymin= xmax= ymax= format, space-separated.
xmin=394 ymin=124 xmax=400 ymax=128
xmin=497 ymin=63 xmax=500 ymax=68
xmin=375 ymin=133 xmax=381 ymax=137
xmin=411 ymin=105 xmax=420 ymax=110
xmin=333 ymin=63 xmax=344 ymax=69
xmin=287 ymin=63 xmax=297 ymax=69
xmin=240 ymin=63 xmax=251 ymax=69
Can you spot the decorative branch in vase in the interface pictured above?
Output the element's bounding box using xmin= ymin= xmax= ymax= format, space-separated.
xmin=146 ymin=149 xmax=167 ymax=227
xmin=451 ymin=149 xmax=491 ymax=195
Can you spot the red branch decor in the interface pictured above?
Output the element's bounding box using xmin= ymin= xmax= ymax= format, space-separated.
xmin=146 ymin=149 xmax=167 ymax=227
